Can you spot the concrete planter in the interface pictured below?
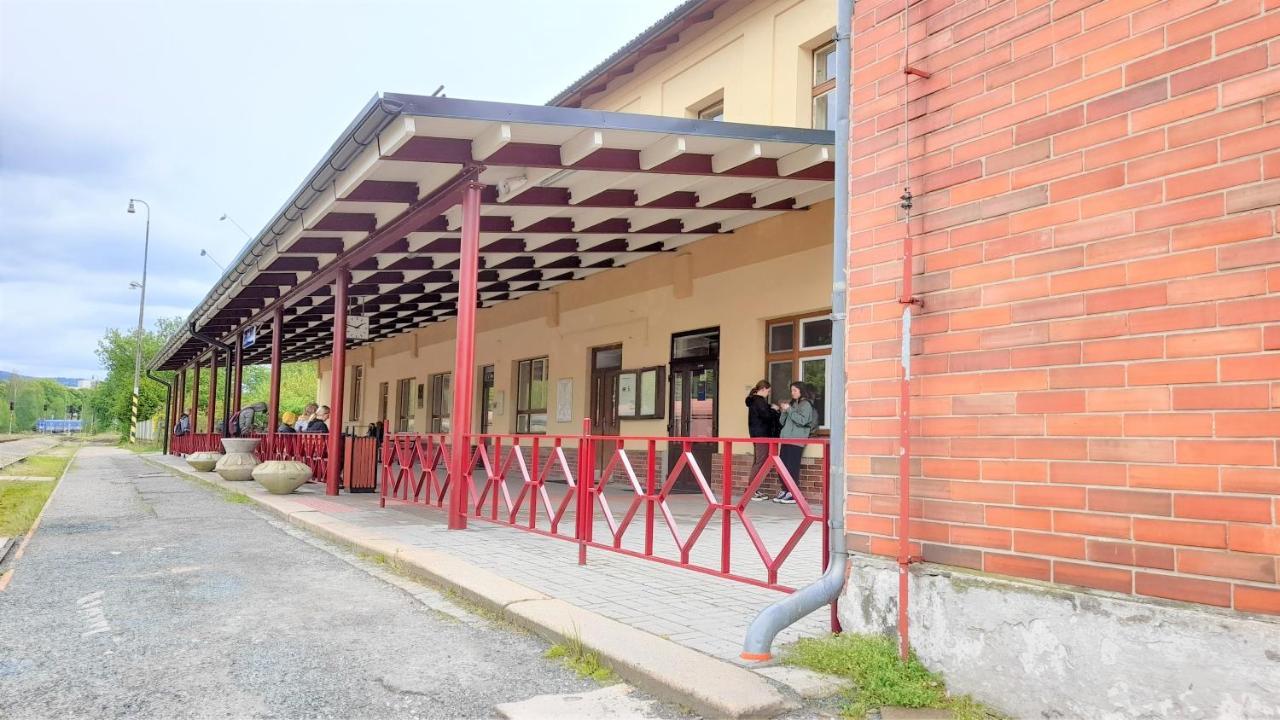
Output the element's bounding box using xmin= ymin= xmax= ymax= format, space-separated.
xmin=215 ymin=438 xmax=262 ymax=481
xmin=186 ymin=452 xmax=224 ymax=472
xmin=252 ymin=460 xmax=312 ymax=495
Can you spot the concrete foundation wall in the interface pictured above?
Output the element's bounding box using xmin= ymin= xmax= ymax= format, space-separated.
xmin=840 ymin=553 xmax=1280 ymax=718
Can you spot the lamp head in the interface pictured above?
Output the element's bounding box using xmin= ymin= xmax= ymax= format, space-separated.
xmin=200 ymin=249 xmax=208 ymax=257
xmin=127 ymin=200 xmax=136 ymax=214
xmin=219 ymin=214 xmax=228 ymax=221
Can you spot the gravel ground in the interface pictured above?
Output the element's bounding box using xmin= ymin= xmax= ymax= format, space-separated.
xmin=0 ymin=446 xmax=611 ymax=719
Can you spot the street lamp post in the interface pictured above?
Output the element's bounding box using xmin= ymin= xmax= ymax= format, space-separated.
xmin=199 ymin=248 xmax=226 ymax=272
xmin=219 ymin=213 xmax=252 ymax=240
xmin=127 ymin=198 xmax=151 ymax=444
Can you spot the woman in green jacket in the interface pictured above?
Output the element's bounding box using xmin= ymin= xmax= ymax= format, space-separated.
xmin=774 ymin=381 xmax=818 ymax=504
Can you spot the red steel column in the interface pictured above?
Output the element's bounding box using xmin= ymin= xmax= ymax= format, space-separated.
xmin=206 ymin=352 xmax=218 ymax=434
xmin=267 ymin=308 xmax=283 ymax=434
xmin=325 ymin=266 xmax=351 ymax=496
xmin=233 ymin=330 xmax=244 ymax=418
xmin=447 ymin=182 xmax=484 ymax=530
xmin=192 ymin=361 xmax=202 ymax=429
xmin=175 ymin=365 xmax=186 ymax=429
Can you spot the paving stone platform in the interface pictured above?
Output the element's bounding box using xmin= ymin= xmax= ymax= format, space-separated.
xmin=149 ymin=453 xmax=833 ymax=662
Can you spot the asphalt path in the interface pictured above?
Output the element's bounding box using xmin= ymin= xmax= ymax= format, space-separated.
xmin=0 ymin=446 xmax=608 ymax=719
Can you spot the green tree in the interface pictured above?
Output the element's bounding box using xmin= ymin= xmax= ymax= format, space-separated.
xmin=240 ymin=361 xmax=319 ymax=420
xmin=89 ymin=316 xmax=183 ymax=439
xmin=0 ymin=376 xmax=85 ymax=432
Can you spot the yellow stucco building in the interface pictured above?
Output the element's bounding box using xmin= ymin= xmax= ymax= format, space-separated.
xmin=312 ymin=0 xmax=838 ymax=470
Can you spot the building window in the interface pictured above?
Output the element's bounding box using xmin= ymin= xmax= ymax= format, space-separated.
xmin=765 ymin=312 xmax=832 ymax=428
xmin=377 ymin=382 xmax=389 ymax=424
xmin=811 ymin=41 xmax=836 ymax=130
xmin=429 ymin=372 xmax=451 ymax=433
xmin=395 ymin=378 xmax=414 ymax=433
xmin=349 ymin=365 xmax=364 ymax=422
xmin=515 ymin=357 xmax=548 ymax=434
xmin=697 ymin=100 xmax=724 ymax=122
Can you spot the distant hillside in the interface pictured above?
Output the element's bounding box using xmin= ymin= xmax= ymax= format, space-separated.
xmin=0 ymin=371 xmax=86 ymax=388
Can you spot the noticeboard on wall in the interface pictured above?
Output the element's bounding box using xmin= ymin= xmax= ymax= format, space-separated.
xmin=617 ymin=366 xmax=664 ymax=421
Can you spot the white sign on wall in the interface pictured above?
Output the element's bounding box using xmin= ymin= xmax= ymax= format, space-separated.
xmin=556 ymin=378 xmax=573 ymax=423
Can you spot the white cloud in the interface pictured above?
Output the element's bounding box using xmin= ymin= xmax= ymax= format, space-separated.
xmin=0 ymin=0 xmax=686 ymax=379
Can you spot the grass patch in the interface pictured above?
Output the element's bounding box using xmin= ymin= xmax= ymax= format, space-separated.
xmin=440 ymin=588 xmax=519 ymax=628
xmin=358 ymin=551 xmax=397 ymax=571
xmin=0 ymin=445 xmax=78 ymax=536
xmin=545 ymin=626 xmax=616 ymax=684
xmin=0 ymin=453 xmax=71 ymax=478
xmin=119 ymin=440 xmax=163 ymax=454
xmin=0 ymin=480 xmax=57 ymax=536
xmin=785 ymin=634 xmax=998 ymax=719
xmin=221 ymin=491 xmax=252 ymax=504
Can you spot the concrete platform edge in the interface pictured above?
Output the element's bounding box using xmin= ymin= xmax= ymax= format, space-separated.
xmin=141 ymin=455 xmax=796 ymax=719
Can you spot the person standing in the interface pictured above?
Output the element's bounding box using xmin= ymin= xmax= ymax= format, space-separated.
xmin=774 ymin=382 xmax=818 ymax=504
xmin=304 ymin=405 xmax=330 ymax=433
xmin=173 ymin=409 xmax=192 ymax=437
xmin=234 ymin=402 xmax=268 ymax=437
xmin=744 ymin=380 xmax=781 ymax=501
xmin=295 ymin=403 xmax=318 ymax=432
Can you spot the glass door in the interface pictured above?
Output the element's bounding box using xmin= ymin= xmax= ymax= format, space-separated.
xmin=667 ymin=328 xmax=719 ymax=493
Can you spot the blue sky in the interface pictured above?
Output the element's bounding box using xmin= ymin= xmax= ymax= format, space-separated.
xmin=0 ymin=0 xmax=684 ymax=379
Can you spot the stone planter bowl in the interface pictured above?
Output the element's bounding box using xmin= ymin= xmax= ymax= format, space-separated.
xmin=253 ymin=460 xmax=312 ymax=495
xmin=215 ymin=437 xmax=262 ymax=482
xmin=186 ymin=452 xmax=224 ymax=472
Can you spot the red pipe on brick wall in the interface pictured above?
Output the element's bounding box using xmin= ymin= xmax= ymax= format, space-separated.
xmin=897 ymin=0 xmax=924 ymax=663
xmin=897 ymin=201 xmax=918 ymax=662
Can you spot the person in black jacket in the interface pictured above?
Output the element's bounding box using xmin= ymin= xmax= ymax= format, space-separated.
xmin=745 ymin=380 xmax=781 ymax=501
xmin=304 ymin=405 xmax=330 ymax=433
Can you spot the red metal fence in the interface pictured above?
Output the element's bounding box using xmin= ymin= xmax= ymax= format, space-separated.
xmin=253 ymin=432 xmax=329 ymax=482
xmin=172 ymin=425 xmax=830 ymax=597
xmin=380 ymin=429 xmax=829 ymax=593
xmin=171 ymin=432 xmax=223 ymax=456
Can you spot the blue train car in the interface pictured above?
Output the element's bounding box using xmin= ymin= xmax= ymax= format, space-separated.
xmin=35 ymin=419 xmax=82 ymax=434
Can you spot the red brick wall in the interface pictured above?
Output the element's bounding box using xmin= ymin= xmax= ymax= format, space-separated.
xmin=847 ymin=0 xmax=1279 ymax=615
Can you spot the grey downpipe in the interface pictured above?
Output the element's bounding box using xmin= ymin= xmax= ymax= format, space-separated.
xmin=190 ymin=322 xmax=235 ymax=436
xmin=742 ymin=0 xmax=852 ymax=661
xmin=146 ymin=370 xmax=173 ymax=454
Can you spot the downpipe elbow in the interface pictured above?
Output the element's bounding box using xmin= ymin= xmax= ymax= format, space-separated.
xmin=740 ymin=551 xmax=847 ymax=661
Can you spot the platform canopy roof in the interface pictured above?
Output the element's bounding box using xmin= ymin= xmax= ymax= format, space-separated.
xmin=152 ymin=93 xmax=835 ymax=371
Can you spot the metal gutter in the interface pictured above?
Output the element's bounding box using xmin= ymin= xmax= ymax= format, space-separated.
xmin=149 ymin=94 xmax=406 ymax=371
xmin=741 ymin=0 xmax=852 ymax=661
xmin=387 ymin=93 xmax=836 ymax=145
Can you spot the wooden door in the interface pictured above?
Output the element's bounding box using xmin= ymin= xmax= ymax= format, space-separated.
xmin=589 ymin=346 xmax=622 ymax=471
